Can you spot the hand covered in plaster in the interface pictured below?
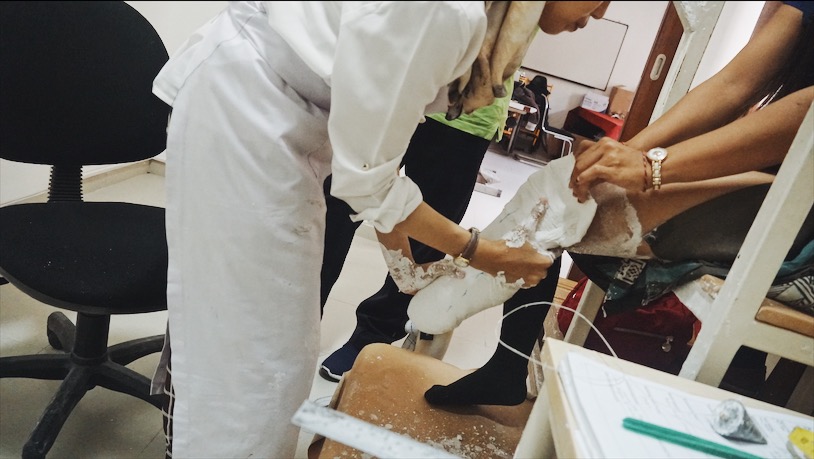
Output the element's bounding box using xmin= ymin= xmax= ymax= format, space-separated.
xmin=380 ymin=248 xmax=464 ymax=295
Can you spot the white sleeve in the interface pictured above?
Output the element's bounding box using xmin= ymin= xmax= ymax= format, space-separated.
xmin=328 ymin=1 xmax=485 ymax=233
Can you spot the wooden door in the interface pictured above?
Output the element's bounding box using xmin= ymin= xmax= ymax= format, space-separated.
xmin=620 ymin=2 xmax=730 ymax=142
xmin=620 ymin=3 xmax=682 ymax=142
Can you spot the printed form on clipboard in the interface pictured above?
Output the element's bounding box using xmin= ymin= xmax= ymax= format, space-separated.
xmin=557 ymin=352 xmax=814 ymax=458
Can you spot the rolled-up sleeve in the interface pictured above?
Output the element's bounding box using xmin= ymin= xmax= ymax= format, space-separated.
xmin=328 ymin=1 xmax=485 ymax=233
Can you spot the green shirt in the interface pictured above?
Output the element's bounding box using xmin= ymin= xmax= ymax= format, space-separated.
xmin=426 ymin=77 xmax=512 ymax=141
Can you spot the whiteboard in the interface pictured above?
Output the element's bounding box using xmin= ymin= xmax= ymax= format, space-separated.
xmin=522 ymin=19 xmax=628 ymax=91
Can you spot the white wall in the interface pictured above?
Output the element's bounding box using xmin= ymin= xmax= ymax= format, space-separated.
xmin=0 ymin=1 xmax=226 ymax=205
xmin=691 ymin=1 xmax=765 ymax=88
xmin=523 ymin=1 xmax=762 ymax=129
xmin=0 ymin=1 xmax=761 ymax=205
xmin=521 ymin=1 xmax=669 ymax=128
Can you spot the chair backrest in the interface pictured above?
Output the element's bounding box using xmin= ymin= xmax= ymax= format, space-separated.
xmin=0 ymin=1 xmax=170 ymax=167
xmin=538 ymin=94 xmax=553 ymax=130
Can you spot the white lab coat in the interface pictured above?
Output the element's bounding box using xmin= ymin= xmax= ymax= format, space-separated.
xmin=152 ymin=1 xmax=486 ymax=457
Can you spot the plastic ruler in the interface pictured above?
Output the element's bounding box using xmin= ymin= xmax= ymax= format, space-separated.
xmin=292 ymin=399 xmax=459 ymax=458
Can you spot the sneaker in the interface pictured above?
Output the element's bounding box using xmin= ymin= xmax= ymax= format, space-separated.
xmin=318 ymin=342 xmax=361 ymax=383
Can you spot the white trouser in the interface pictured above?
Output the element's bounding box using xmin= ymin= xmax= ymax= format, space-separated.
xmin=162 ymin=4 xmax=331 ymax=457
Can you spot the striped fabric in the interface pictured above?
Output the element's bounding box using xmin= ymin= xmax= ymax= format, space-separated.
xmin=162 ymin=362 xmax=174 ymax=459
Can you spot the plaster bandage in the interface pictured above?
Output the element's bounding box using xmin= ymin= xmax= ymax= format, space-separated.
xmin=381 ymin=248 xmax=464 ymax=295
xmin=568 ymin=182 xmax=645 ymax=259
xmin=408 ymin=155 xmax=597 ymax=334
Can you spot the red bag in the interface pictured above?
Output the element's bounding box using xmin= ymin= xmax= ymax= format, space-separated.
xmin=557 ymin=277 xmax=702 ymax=375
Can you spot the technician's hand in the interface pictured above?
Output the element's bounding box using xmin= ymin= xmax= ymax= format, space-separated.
xmin=470 ymin=238 xmax=552 ymax=288
xmin=569 ymin=137 xmax=647 ymax=202
xmin=379 ymin=246 xmax=465 ymax=295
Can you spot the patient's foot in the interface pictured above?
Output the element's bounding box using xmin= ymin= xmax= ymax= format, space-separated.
xmin=424 ymin=358 xmax=529 ymax=406
xmin=407 ymin=268 xmax=523 ymax=334
xmin=424 ymin=293 xmax=550 ymax=407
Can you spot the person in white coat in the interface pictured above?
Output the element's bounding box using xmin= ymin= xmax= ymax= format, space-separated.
xmin=151 ymin=2 xmax=610 ymax=457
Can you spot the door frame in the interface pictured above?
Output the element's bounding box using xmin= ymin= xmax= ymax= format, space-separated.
xmin=622 ymin=2 xmax=726 ymax=140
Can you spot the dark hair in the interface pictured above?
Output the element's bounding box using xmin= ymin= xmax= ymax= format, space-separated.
xmin=527 ymin=75 xmax=550 ymax=96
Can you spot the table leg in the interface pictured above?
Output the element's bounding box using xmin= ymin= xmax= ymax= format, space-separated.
xmin=513 ymin=384 xmax=555 ymax=458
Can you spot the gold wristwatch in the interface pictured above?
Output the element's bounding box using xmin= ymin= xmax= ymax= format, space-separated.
xmin=645 ymin=147 xmax=668 ymax=190
xmin=453 ymin=227 xmax=480 ymax=267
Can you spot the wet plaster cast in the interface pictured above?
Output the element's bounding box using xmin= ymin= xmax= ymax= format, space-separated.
xmin=408 ymin=155 xmax=598 ymax=334
xmin=381 ymin=248 xmax=464 ymax=295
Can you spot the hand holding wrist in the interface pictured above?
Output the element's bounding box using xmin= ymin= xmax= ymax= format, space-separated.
xmin=468 ymin=238 xmax=551 ymax=286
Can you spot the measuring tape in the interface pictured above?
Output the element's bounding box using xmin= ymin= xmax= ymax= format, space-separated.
xmin=292 ymin=399 xmax=459 ymax=458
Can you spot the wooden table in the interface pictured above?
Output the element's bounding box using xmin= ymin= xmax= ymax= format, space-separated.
xmin=564 ymin=106 xmax=625 ymax=140
xmin=504 ymin=100 xmax=537 ymax=156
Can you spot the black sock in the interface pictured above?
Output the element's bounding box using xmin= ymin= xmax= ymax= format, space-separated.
xmin=424 ymin=280 xmax=555 ymax=406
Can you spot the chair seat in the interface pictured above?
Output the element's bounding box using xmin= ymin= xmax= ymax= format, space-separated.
xmin=310 ymin=344 xmax=534 ymax=458
xmin=688 ymin=275 xmax=814 ymax=338
xmin=756 ymin=300 xmax=814 ymax=338
xmin=0 ymin=202 xmax=167 ymax=314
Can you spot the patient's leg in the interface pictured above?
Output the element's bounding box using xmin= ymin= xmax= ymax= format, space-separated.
xmin=424 ymin=260 xmax=560 ymax=406
xmin=408 ymin=155 xmax=773 ymax=336
xmin=570 ymin=171 xmax=774 ymax=258
xmin=424 ymin=172 xmax=774 ymax=408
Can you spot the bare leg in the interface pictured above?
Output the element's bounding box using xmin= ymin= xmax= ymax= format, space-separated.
xmin=422 ymin=171 xmax=774 ymax=408
xmin=570 ymin=171 xmax=774 ymax=258
xmin=408 ymin=158 xmax=773 ymax=335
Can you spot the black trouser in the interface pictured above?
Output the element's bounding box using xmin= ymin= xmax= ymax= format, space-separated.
xmin=320 ymin=117 xmax=491 ymax=346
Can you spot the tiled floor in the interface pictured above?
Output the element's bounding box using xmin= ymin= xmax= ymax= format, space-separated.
xmin=0 ymin=147 xmax=546 ymax=458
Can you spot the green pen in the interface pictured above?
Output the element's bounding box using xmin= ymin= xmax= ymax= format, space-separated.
xmin=622 ymin=417 xmax=764 ymax=459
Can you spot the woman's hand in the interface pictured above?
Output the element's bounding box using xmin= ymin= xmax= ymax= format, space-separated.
xmin=469 ymin=238 xmax=553 ymax=288
xmin=569 ymin=137 xmax=647 ymax=202
xmin=386 ymin=202 xmax=552 ymax=289
xmin=381 ymin=252 xmax=464 ymax=295
xmin=376 ymin=228 xmax=464 ymax=295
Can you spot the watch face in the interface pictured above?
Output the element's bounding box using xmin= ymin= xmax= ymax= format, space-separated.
xmin=647 ymin=148 xmax=668 ymax=161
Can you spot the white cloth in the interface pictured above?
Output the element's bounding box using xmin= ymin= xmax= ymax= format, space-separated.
xmin=152 ymin=2 xmax=491 ymax=457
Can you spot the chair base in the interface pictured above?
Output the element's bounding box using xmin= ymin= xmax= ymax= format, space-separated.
xmin=0 ymin=311 xmax=165 ymax=459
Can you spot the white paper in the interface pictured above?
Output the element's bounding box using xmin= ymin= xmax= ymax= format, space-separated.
xmin=557 ymin=352 xmax=814 ymax=458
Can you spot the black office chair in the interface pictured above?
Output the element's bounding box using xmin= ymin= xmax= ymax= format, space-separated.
xmin=0 ymin=2 xmax=170 ymax=457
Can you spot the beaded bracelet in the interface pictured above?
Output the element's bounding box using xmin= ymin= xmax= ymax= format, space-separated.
xmin=640 ymin=152 xmax=650 ymax=192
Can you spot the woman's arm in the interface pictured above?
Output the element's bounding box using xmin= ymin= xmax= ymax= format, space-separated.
xmin=629 ymin=3 xmax=805 ymax=150
xmin=328 ymin=3 xmax=552 ymax=286
xmin=569 ymin=86 xmax=813 ymax=201
xmin=388 ymin=202 xmax=553 ymax=286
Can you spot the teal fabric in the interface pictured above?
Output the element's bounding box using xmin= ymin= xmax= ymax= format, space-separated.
xmin=426 ymin=77 xmax=512 ymax=141
xmin=571 ymin=241 xmax=813 ymax=316
xmin=777 ymin=238 xmax=814 ymax=278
